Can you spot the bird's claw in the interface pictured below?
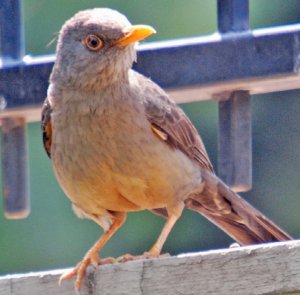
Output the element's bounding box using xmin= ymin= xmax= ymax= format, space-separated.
xmin=116 ymin=251 xmax=169 ymax=263
xmin=58 ymin=248 xmax=168 ymax=289
xmin=59 ymin=255 xmax=117 ymax=290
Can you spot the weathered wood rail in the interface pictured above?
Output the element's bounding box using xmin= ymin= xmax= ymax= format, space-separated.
xmin=1 ymin=240 xmax=300 ymax=295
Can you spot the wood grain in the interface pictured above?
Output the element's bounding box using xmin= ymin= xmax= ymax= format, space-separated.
xmin=1 ymin=240 xmax=300 ymax=295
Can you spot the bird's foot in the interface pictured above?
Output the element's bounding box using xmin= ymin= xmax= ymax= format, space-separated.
xmin=117 ymin=248 xmax=169 ymax=263
xmin=59 ymin=254 xmax=116 ymax=290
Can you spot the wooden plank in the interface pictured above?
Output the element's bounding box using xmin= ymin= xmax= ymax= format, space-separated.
xmin=1 ymin=240 xmax=300 ymax=294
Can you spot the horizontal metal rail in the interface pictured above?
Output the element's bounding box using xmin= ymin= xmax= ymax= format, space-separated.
xmin=1 ymin=23 xmax=300 ymax=121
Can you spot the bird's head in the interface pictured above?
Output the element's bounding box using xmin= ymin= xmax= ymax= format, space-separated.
xmin=51 ymin=8 xmax=155 ymax=91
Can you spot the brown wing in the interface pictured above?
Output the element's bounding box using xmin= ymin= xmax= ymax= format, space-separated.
xmin=136 ymin=72 xmax=214 ymax=173
xmin=133 ymin=72 xmax=292 ymax=244
xmin=41 ymin=97 xmax=52 ymax=158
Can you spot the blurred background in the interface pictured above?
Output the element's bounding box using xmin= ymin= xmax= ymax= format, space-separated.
xmin=1 ymin=0 xmax=300 ymax=275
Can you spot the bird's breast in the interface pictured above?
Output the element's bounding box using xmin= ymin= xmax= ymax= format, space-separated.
xmin=51 ymin=92 xmax=200 ymax=214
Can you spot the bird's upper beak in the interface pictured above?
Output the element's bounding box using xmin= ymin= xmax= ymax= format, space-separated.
xmin=115 ymin=25 xmax=156 ymax=47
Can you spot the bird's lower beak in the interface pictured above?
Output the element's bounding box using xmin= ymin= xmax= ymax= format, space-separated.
xmin=115 ymin=25 xmax=156 ymax=47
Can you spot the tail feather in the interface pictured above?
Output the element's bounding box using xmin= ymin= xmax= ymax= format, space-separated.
xmin=185 ymin=169 xmax=292 ymax=245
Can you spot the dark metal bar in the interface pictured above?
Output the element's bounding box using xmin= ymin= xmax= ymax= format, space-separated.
xmin=0 ymin=0 xmax=24 ymax=62
xmin=0 ymin=0 xmax=30 ymax=218
xmin=217 ymin=0 xmax=252 ymax=192
xmin=217 ymin=0 xmax=249 ymax=33
xmin=218 ymin=90 xmax=253 ymax=192
xmin=1 ymin=118 xmax=29 ymax=218
xmin=2 ymin=23 xmax=300 ymax=109
xmin=218 ymin=91 xmax=252 ymax=191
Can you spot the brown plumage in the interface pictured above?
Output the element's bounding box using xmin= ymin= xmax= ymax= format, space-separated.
xmin=41 ymin=98 xmax=52 ymax=158
xmin=41 ymin=8 xmax=292 ymax=289
xmin=185 ymin=169 xmax=291 ymax=244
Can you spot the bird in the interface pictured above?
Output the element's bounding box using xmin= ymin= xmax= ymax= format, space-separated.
xmin=41 ymin=8 xmax=292 ymax=289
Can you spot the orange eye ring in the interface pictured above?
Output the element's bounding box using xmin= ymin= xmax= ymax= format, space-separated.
xmin=83 ymin=34 xmax=103 ymax=51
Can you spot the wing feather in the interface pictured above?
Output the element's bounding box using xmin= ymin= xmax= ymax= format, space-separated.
xmin=135 ymin=72 xmax=214 ymax=173
xmin=41 ymin=97 xmax=53 ymax=158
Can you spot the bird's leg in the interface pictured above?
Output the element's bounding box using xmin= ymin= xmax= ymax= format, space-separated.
xmin=146 ymin=212 xmax=181 ymax=256
xmin=118 ymin=202 xmax=184 ymax=262
xmin=59 ymin=212 xmax=126 ymax=289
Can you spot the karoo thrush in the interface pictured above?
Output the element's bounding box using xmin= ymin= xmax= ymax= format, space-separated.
xmin=41 ymin=8 xmax=292 ymax=289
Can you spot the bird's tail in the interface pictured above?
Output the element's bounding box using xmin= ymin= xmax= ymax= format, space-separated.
xmin=185 ymin=169 xmax=292 ymax=245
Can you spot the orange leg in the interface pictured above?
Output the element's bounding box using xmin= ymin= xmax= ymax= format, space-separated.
xmin=118 ymin=202 xmax=184 ymax=262
xmin=147 ymin=213 xmax=181 ymax=256
xmin=59 ymin=212 xmax=126 ymax=290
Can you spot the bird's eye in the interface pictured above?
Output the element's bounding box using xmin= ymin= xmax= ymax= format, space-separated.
xmin=83 ymin=34 xmax=104 ymax=51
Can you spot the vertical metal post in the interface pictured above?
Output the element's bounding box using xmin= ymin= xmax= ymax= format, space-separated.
xmin=0 ymin=1 xmax=24 ymax=61
xmin=217 ymin=0 xmax=252 ymax=192
xmin=2 ymin=118 xmax=29 ymax=218
xmin=0 ymin=1 xmax=30 ymax=218
xmin=217 ymin=0 xmax=249 ymax=33
xmin=218 ymin=91 xmax=251 ymax=192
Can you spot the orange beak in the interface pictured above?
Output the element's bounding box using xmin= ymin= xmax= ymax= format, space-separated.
xmin=115 ymin=25 xmax=156 ymax=47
